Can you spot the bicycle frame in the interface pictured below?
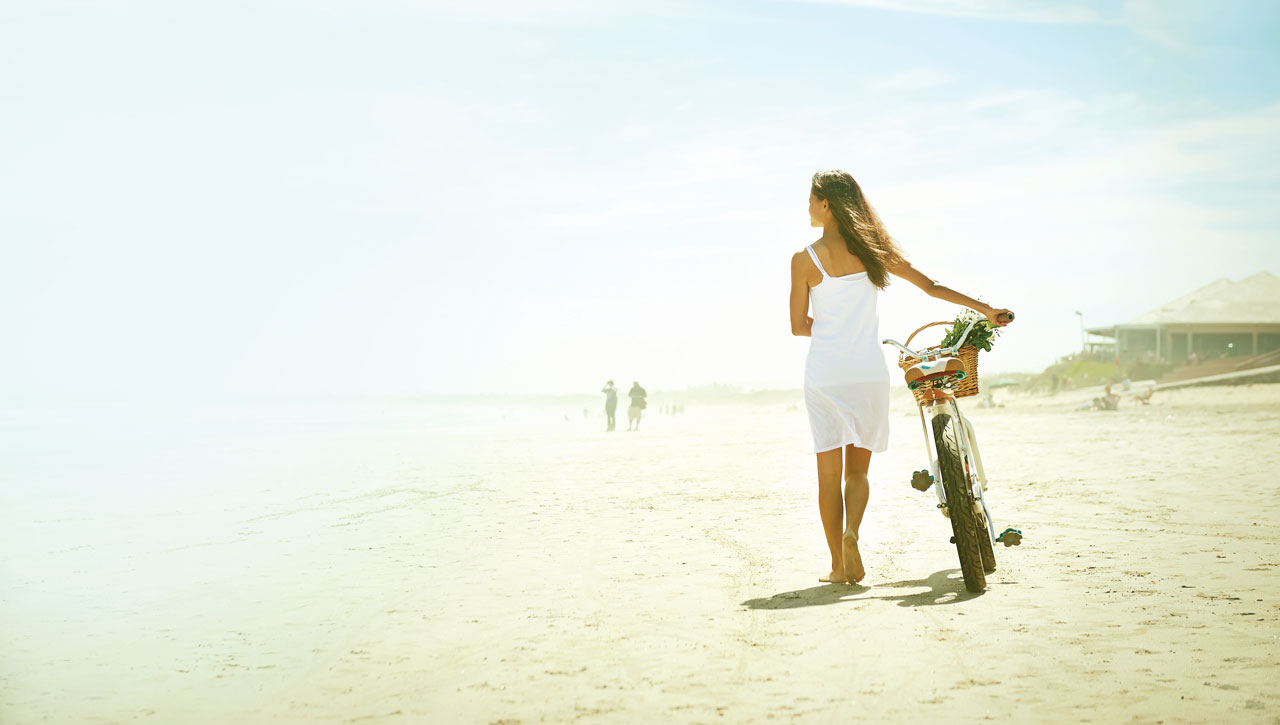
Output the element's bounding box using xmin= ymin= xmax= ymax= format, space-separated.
xmin=912 ymin=392 xmax=998 ymax=545
xmin=884 ymin=317 xmax=998 ymax=545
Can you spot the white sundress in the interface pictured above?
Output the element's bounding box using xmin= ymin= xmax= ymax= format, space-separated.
xmin=803 ymin=244 xmax=891 ymax=454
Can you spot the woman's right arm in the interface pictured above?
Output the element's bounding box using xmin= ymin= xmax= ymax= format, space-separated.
xmin=790 ymin=252 xmax=814 ymax=336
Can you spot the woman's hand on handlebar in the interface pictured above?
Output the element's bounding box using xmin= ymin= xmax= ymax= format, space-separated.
xmin=985 ymin=308 xmax=1014 ymax=327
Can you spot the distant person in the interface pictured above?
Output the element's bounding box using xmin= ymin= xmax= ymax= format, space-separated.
xmin=601 ymin=380 xmax=618 ymax=432
xmin=627 ymin=381 xmax=647 ymax=431
xmin=790 ymin=170 xmax=1013 ymax=585
xmin=1092 ymin=383 xmax=1120 ymax=411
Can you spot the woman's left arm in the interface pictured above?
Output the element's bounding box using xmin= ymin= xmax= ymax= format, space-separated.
xmin=890 ymin=259 xmax=1013 ymax=326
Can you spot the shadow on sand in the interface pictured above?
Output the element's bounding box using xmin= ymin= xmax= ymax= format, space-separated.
xmin=740 ymin=568 xmax=985 ymax=610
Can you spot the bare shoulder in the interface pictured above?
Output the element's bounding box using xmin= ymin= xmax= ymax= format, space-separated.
xmin=791 ymin=248 xmax=822 ymax=289
xmin=791 ymin=248 xmax=815 ymax=271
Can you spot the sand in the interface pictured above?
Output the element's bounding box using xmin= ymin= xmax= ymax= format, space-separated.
xmin=2 ymin=384 xmax=1279 ymax=722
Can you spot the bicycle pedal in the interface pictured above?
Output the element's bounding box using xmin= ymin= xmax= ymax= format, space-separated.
xmin=910 ymin=470 xmax=934 ymax=491
xmin=997 ymin=528 xmax=1023 ymax=547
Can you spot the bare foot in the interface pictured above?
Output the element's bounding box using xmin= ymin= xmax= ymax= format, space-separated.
xmin=842 ymin=529 xmax=865 ymax=583
xmin=818 ymin=571 xmax=847 ymax=584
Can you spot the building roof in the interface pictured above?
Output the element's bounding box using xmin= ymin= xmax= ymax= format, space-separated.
xmin=1089 ymin=271 xmax=1280 ymax=332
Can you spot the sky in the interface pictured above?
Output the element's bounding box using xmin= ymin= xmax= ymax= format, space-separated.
xmin=3 ymin=0 xmax=1279 ymax=399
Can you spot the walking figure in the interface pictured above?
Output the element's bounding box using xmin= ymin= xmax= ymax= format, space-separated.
xmin=627 ymin=381 xmax=647 ymax=431
xmin=790 ymin=170 xmax=1011 ymax=585
xmin=601 ymin=380 xmax=618 ymax=431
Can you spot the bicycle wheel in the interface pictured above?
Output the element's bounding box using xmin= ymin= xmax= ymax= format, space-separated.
xmin=961 ymin=420 xmax=998 ymax=574
xmin=933 ymin=412 xmax=987 ymax=592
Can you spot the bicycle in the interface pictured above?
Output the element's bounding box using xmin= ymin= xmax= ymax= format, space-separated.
xmin=882 ymin=314 xmax=1023 ymax=593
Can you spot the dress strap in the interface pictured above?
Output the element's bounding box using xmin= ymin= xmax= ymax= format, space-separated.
xmin=805 ymin=245 xmax=830 ymax=278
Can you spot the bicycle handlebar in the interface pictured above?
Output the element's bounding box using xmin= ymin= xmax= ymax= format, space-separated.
xmin=882 ymin=312 xmax=1014 ymax=361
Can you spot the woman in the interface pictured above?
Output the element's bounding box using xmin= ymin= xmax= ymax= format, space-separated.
xmin=789 ymin=170 xmax=1012 ymax=585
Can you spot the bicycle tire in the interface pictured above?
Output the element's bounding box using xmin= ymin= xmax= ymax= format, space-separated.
xmin=933 ymin=412 xmax=987 ymax=592
xmin=963 ymin=425 xmax=997 ymax=573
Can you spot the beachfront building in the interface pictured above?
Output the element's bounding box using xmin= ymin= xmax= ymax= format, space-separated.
xmin=1087 ymin=271 xmax=1280 ymax=362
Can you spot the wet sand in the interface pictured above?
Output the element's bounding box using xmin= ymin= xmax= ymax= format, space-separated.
xmin=2 ymin=385 xmax=1279 ymax=722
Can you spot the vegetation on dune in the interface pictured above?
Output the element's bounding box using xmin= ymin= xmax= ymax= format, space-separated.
xmin=1027 ymin=358 xmax=1173 ymax=392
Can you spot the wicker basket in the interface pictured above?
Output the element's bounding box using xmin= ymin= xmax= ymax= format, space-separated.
xmin=897 ymin=320 xmax=981 ymax=403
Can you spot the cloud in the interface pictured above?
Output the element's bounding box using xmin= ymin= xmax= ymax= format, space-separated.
xmin=1118 ymin=0 xmax=1280 ymax=54
xmin=321 ymin=0 xmax=695 ymax=26
xmin=793 ymin=0 xmax=1106 ymax=24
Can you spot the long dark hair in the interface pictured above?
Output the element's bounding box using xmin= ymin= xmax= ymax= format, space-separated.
xmin=810 ymin=170 xmax=905 ymax=289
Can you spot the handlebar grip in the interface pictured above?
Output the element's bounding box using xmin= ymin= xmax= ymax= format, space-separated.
xmin=997 ymin=312 xmax=1015 ymax=324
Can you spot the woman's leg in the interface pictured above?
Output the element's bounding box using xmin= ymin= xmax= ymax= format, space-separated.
xmin=843 ymin=445 xmax=871 ymax=532
xmin=842 ymin=445 xmax=872 ymax=582
xmin=815 ymin=447 xmax=845 ymax=581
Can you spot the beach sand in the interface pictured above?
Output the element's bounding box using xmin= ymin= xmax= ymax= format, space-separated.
xmin=3 ymin=385 xmax=1279 ymax=722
